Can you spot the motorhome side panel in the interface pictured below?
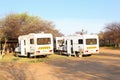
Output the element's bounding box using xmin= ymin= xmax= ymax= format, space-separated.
xmin=27 ymin=34 xmax=35 ymax=54
xmin=72 ymin=36 xmax=84 ymax=52
xmin=18 ymin=35 xmax=28 ymax=56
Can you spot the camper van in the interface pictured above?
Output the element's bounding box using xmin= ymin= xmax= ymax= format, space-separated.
xmin=55 ymin=35 xmax=99 ymax=56
xmin=15 ymin=33 xmax=53 ymax=57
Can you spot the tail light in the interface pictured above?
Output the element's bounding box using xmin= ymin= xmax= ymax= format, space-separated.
xmin=85 ymin=50 xmax=88 ymax=52
xmin=36 ymin=51 xmax=40 ymax=54
xmin=96 ymin=50 xmax=99 ymax=52
xmin=49 ymin=50 xmax=52 ymax=52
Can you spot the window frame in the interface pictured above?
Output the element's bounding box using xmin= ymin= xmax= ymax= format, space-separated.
xmin=78 ymin=39 xmax=83 ymax=44
xmin=30 ymin=39 xmax=34 ymax=44
xmin=86 ymin=38 xmax=97 ymax=45
xmin=37 ymin=38 xmax=51 ymax=45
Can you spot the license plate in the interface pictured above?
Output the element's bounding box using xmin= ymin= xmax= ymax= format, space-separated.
xmin=42 ymin=50 xmax=47 ymax=53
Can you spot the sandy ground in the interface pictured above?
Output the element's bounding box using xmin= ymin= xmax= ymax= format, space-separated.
xmin=0 ymin=47 xmax=120 ymax=80
xmin=28 ymin=47 xmax=120 ymax=80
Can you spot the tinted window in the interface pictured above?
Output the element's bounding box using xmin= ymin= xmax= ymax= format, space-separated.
xmin=30 ymin=39 xmax=34 ymax=44
xmin=66 ymin=41 xmax=67 ymax=45
xmin=86 ymin=39 xmax=97 ymax=45
xmin=78 ymin=39 xmax=83 ymax=44
xmin=58 ymin=40 xmax=64 ymax=45
xmin=71 ymin=40 xmax=73 ymax=45
xmin=37 ymin=38 xmax=51 ymax=45
xmin=24 ymin=40 xmax=26 ymax=45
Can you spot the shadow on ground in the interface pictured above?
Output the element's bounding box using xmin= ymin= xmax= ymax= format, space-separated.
xmin=45 ymin=56 xmax=120 ymax=80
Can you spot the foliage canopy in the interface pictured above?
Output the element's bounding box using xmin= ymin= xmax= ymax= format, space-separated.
xmin=0 ymin=13 xmax=63 ymax=40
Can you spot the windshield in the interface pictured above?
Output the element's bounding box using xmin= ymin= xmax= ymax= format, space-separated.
xmin=58 ymin=40 xmax=64 ymax=46
xmin=86 ymin=39 xmax=97 ymax=45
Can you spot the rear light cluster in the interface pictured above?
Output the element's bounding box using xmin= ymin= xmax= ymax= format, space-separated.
xmin=85 ymin=50 xmax=88 ymax=52
xmin=49 ymin=50 xmax=52 ymax=52
xmin=85 ymin=49 xmax=99 ymax=53
xmin=36 ymin=50 xmax=52 ymax=54
xmin=36 ymin=51 xmax=40 ymax=54
xmin=96 ymin=50 xmax=99 ymax=52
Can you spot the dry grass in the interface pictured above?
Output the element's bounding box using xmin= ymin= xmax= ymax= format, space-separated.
xmin=0 ymin=53 xmax=68 ymax=63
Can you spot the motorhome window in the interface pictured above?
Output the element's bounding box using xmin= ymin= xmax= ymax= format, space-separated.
xmin=30 ymin=39 xmax=34 ymax=44
xmin=58 ymin=40 xmax=64 ymax=46
xmin=37 ymin=38 xmax=51 ymax=45
xmin=78 ymin=39 xmax=83 ymax=44
xmin=86 ymin=39 xmax=97 ymax=45
xmin=71 ymin=40 xmax=73 ymax=45
xmin=66 ymin=41 xmax=67 ymax=45
xmin=24 ymin=40 xmax=26 ymax=45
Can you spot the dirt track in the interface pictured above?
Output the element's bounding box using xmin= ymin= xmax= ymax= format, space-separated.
xmin=0 ymin=47 xmax=120 ymax=80
xmin=28 ymin=48 xmax=120 ymax=80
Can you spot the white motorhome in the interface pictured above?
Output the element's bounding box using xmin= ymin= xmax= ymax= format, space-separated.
xmin=15 ymin=33 xmax=53 ymax=57
xmin=55 ymin=35 xmax=99 ymax=56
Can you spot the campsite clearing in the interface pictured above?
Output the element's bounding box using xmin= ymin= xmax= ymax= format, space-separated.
xmin=0 ymin=47 xmax=120 ymax=80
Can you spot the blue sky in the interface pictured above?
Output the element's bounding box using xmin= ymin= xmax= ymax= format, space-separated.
xmin=0 ymin=0 xmax=120 ymax=35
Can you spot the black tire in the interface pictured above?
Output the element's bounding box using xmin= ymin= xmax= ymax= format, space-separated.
xmin=27 ymin=53 xmax=31 ymax=58
xmin=68 ymin=54 xmax=71 ymax=57
xmin=14 ymin=52 xmax=19 ymax=57
xmin=42 ymin=55 xmax=48 ymax=57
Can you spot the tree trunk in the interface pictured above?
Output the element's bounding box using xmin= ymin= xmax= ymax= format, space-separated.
xmin=0 ymin=38 xmax=7 ymax=59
